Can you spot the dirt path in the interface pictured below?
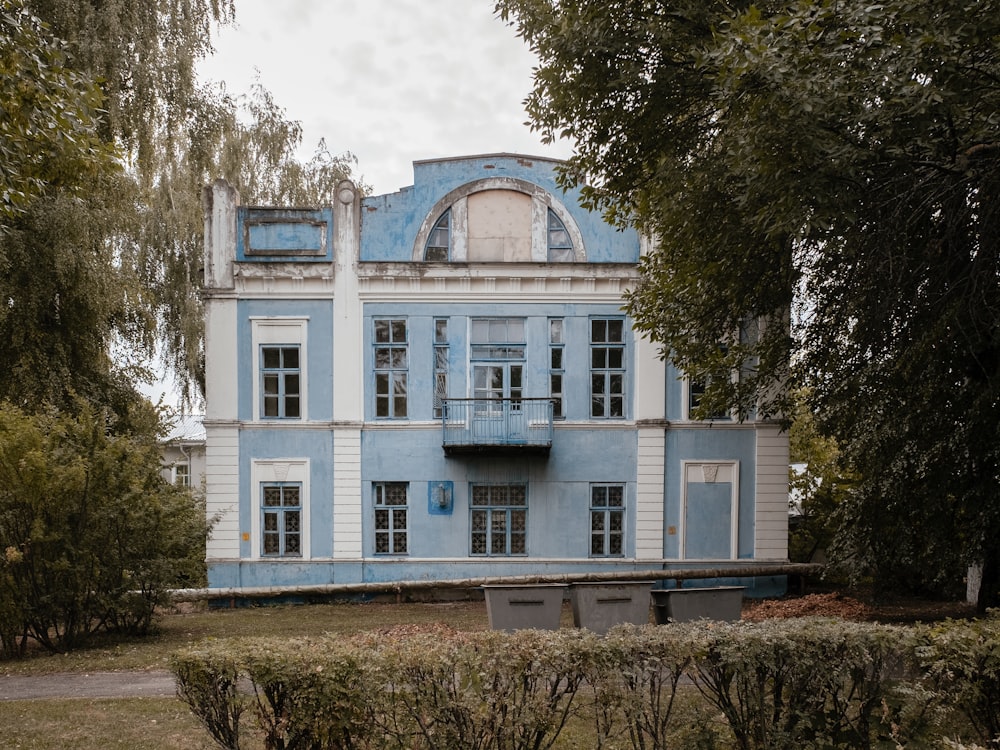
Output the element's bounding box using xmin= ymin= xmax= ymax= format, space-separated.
xmin=0 ymin=670 xmax=175 ymax=701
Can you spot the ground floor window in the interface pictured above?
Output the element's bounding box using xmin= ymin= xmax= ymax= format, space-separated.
xmin=471 ymin=484 xmax=527 ymax=556
xmin=261 ymin=482 xmax=302 ymax=557
xmin=590 ymin=484 xmax=624 ymax=556
xmin=374 ymin=482 xmax=408 ymax=554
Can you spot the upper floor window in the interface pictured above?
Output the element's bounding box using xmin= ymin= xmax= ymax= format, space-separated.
xmin=549 ymin=318 xmax=565 ymax=419
xmin=424 ymin=211 xmax=450 ymax=261
xmin=590 ymin=319 xmax=625 ymax=418
xmin=547 ymin=209 xmax=574 ymax=262
xmin=374 ymin=319 xmax=408 ymax=418
xmin=252 ymin=318 xmax=308 ymax=421
xmin=433 ymin=319 xmax=449 ymax=419
xmin=261 ymin=346 xmax=301 ymax=419
xmin=470 ymin=318 xmax=525 ymax=360
xmin=686 ymin=344 xmax=732 ymax=420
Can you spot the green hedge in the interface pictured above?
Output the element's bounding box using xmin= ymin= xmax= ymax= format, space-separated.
xmin=171 ymin=615 xmax=1000 ymax=750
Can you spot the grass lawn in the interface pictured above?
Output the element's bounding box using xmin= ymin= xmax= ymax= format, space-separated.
xmin=0 ymin=697 xmax=221 ymax=750
xmin=2 ymin=598 xmax=497 ymax=676
xmin=0 ymin=598 xmax=603 ymax=750
xmin=0 ymin=598 xmax=564 ymax=750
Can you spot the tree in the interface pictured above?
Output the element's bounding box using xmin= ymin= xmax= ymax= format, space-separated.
xmin=1 ymin=0 xmax=360 ymax=411
xmin=0 ymin=1 xmax=116 ymax=223
xmin=496 ymin=0 xmax=1000 ymax=605
xmin=787 ymin=390 xmax=852 ymax=568
xmin=0 ymin=399 xmax=210 ymax=654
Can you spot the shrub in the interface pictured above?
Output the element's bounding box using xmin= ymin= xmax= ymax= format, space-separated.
xmin=242 ymin=637 xmax=376 ymax=750
xmin=172 ymin=617 xmax=997 ymax=750
xmin=173 ymin=644 xmax=247 ymax=750
xmin=582 ymin=624 xmax=698 ymax=750
xmin=0 ymin=400 xmax=210 ymax=654
xmin=685 ymin=617 xmax=915 ymax=750
xmin=917 ymin=614 xmax=1000 ymax=748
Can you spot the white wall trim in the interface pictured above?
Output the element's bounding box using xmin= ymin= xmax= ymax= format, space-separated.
xmin=250 ymin=317 xmax=309 ymax=422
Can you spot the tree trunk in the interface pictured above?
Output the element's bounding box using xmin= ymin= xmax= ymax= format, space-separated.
xmin=977 ymin=545 xmax=1000 ymax=613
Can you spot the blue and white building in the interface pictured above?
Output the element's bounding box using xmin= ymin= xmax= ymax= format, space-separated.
xmin=201 ymin=154 xmax=789 ymax=595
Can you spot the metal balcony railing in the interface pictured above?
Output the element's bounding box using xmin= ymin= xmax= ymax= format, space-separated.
xmin=442 ymin=398 xmax=553 ymax=455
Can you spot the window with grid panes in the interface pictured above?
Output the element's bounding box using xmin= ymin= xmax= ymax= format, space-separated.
xmin=173 ymin=463 xmax=190 ymax=486
xmin=424 ymin=211 xmax=450 ymax=260
xmin=433 ymin=319 xmax=448 ymax=419
xmin=687 ymin=344 xmax=731 ymax=420
xmin=374 ymin=319 xmax=408 ymax=418
xmin=374 ymin=482 xmax=408 ymax=554
xmin=261 ymin=346 xmax=301 ymax=418
xmin=549 ymin=318 xmax=564 ymax=419
xmin=590 ymin=484 xmax=625 ymax=556
xmin=590 ymin=319 xmax=625 ymax=418
xmin=547 ymin=209 xmax=574 ymax=262
xmin=261 ymin=483 xmax=302 ymax=557
xmin=470 ymin=484 xmax=527 ymax=556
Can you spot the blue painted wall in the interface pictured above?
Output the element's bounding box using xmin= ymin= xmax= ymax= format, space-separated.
xmin=360 ymin=155 xmax=640 ymax=263
xmin=237 ymin=299 xmax=335 ymax=421
xmin=237 ymin=208 xmax=334 ymax=262
xmin=361 ymin=428 xmax=638 ymax=560
xmin=238 ymin=428 xmax=336 ymax=558
xmin=362 ymin=302 xmax=633 ymax=422
xmin=663 ymin=428 xmax=757 ymax=559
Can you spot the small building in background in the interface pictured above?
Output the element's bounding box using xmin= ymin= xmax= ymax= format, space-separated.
xmin=161 ymin=414 xmax=206 ymax=490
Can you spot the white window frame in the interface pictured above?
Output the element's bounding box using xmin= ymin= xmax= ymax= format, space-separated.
xmin=679 ymin=460 xmax=739 ymax=560
xmin=374 ymin=318 xmax=409 ymax=419
xmin=250 ymin=459 xmax=311 ymax=560
xmin=589 ymin=483 xmax=625 ymax=557
xmin=172 ymin=463 xmax=190 ymax=487
xmin=251 ymin=317 xmax=309 ymax=421
xmin=589 ymin=317 xmax=626 ymax=419
xmin=682 ymin=376 xmax=736 ymax=421
xmin=373 ymin=481 xmax=409 ymax=555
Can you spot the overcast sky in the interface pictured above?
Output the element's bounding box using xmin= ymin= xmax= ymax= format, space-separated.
xmin=197 ymin=0 xmax=574 ymax=196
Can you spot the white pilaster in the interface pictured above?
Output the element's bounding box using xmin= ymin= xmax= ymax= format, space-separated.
xmin=633 ymin=332 xmax=666 ymax=421
xmin=204 ymin=425 xmax=240 ymax=560
xmin=332 ymin=180 xmax=364 ymax=423
xmin=635 ymin=428 xmax=666 ymax=560
xmin=332 ymin=428 xmax=363 ymax=557
xmin=202 ymin=179 xmax=239 ymax=290
xmin=754 ymin=423 xmax=790 ymax=560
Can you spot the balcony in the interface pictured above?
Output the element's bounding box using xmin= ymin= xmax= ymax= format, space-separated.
xmin=442 ymin=398 xmax=553 ymax=455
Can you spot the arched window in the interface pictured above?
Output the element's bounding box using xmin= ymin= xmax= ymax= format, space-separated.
xmin=424 ymin=210 xmax=450 ymax=261
xmin=547 ymin=209 xmax=574 ymax=261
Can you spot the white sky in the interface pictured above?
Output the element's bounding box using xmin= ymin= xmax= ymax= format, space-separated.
xmin=197 ymin=0 xmax=574 ymax=196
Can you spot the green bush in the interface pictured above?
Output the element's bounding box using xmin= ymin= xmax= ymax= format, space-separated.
xmin=172 ymin=618 xmax=996 ymax=750
xmin=686 ymin=618 xmax=915 ymax=750
xmin=0 ymin=400 xmax=210 ymax=654
xmin=917 ymin=614 xmax=1000 ymax=748
xmin=172 ymin=645 xmax=247 ymax=750
xmin=583 ymin=625 xmax=698 ymax=749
